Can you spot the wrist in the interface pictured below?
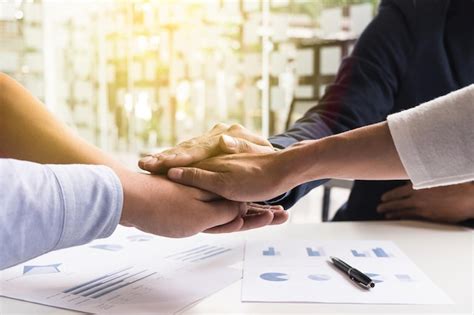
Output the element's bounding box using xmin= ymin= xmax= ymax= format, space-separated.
xmin=278 ymin=137 xmax=344 ymax=187
xmin=273 ymin=140 xmax=326 ymax=189
xmin=114 ymin=168 xmax=143 ymax=227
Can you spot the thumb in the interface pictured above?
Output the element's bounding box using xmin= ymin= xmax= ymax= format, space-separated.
xmin=219 ymin=135 xmax=274 ymax=154
xmin=201 ymin=200 xmax=248 ymax=230
xmin=167 ymin=167 xmax=223 ymax=195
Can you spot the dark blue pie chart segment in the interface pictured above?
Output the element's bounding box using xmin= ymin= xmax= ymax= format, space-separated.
xmin=259 ymin=272 xmax=289 ymax=282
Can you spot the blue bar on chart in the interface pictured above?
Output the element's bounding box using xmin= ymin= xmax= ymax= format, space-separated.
xmin=63 ymin=267 xmax=133 ymax=294
xmin=306 ymin=247 xmax=324 ymax=257
xmin=372 ymin=247 xmax=390 ymax=257
xmin=61 ymin=267 xmax=156 ymax=299
xmin=351 ymin=249 xmax=369 ymax=257
xmin=23 ymin=264 xmax=61 ymax=276
xmin=165 ymin=244 xmax=233 ymax=262
xmin=262 ymin=247 xmax=279 ymax=256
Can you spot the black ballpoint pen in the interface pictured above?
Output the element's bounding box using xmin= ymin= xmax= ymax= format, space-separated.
xmin=330 ymin=256 xmax=375 ymax=289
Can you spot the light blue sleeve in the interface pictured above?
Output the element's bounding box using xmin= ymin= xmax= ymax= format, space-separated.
xmin=0 ymin=159 xmax=123 ymax=270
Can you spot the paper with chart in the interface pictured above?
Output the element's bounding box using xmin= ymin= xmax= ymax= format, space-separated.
xmin=0 ymin=226 xmax=244 ymax=314
xmin=242 ymin=240 xmax=452 ymax=304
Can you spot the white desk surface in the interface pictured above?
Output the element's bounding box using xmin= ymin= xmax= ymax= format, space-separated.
xmin=1 ymin=221 xmax=473 ymax=314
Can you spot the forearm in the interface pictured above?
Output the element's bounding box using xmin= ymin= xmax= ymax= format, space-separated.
xmin=0 ymin=73 xmax=122 ymax=169
xmin=0 ymin=159 xmax=122 ymax=270
xmin=0 ymin=73 xmax=138 ymax=225
xmin=278 ymin=122 xmax=408 ymax=188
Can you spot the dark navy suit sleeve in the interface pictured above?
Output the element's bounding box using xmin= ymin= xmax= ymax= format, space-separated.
xmin=267 ymin=0 xmax=415 ymax=209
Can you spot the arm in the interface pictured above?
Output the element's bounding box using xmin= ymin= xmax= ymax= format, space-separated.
xmin=165 ymin=85 xmax=474 ymax=216
xmin=265 ymin=0 xmax=414 ymax=207
xmin=0 ymin=73 xmax=283 ymax=249
xmin=270 ymin=0 xmax=413 ymax=147
xmin=165 ymin=121 xmax=403 ymax=202
xmin=1 ymin=159 xmax=122 ymax=270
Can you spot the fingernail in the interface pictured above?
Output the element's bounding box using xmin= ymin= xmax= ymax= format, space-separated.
xmin=140 ymin=156 xmax=155 ymax=164
xmin=168 ymin=168 xmax=183 ymax=180
xmin=222 ymin=135 xmax=237 ymax=148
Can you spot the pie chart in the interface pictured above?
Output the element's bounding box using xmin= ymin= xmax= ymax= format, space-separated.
xmin=259 ymin=272 xmax=289 ymax=282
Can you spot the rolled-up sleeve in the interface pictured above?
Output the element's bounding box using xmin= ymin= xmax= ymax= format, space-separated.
xmin=387 ymin=85 xmax=474 ymax=189
xmin=0 ymin=159 xmax=123 ymax=270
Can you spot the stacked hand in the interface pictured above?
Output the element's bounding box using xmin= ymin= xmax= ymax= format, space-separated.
xmin=139 ymin=123 xmax=275 ymax=173
xmin=138 ymin=123 xmax=289 ymax=233
xmin=117 ymin=170 xmax=287 ymax=237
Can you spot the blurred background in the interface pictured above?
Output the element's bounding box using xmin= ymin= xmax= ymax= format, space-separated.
xmin=1 ymin=0 xmax=378 ymax=222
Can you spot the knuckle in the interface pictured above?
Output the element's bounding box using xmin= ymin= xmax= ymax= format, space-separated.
xmin=228 ymin=123 xmax=244 ymax=133
xmin=212 ymin=123 xmax=228 ymax=131
xmin=189 ymin=168 xmax=199 ymax=185
xmin=238 ymin=140 xmax=250 ymax=152
xmin=200 ymin=137 xmax=215 ymax=149
xmin=181 ymin=139 xmax=197 ymax=148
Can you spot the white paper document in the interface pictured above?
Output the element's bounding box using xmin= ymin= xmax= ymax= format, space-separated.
xmin=0 ymin=226 xmax=244 ymax=314
xmin=242 ymin=240 xmax=452 ymax=305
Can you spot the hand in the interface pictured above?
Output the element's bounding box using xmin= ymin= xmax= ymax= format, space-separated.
xmin=205 ymin=203 xmax=289 ymax=233
xmin=377 ymin=182 xmax=474 ymax=223
xmin=138 ymin=123 xmax=274 ymax=173
xmin=166 ymin=150 xmax=293 ymax=202
xmin=117 ymin=170 xmax=288 ymax=237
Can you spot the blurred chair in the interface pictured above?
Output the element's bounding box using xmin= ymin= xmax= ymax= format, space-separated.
xmin=286 ymin=36 xmax=356 ymax=222
xmin=321 ymin=179 xmax=353 ymax=222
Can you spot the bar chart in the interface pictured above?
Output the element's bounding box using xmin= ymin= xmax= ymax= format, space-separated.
xmin=242 ymin=240 xmax=453 ymax=305
xmin=306 ymin=247 xmax=325 ymax=257
xmin=60 ymin=267 xmax=157 ymax=300
xmin=165 ymin=244 xmax=233 ymax=262
xmin=262 ymin=247 xmax=280 ymax=256
xmin=0 ymin=226 xmax=245 ymax=314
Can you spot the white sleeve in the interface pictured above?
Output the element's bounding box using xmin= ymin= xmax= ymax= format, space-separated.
xmin=387 ymin=85 xmax=474 ymax=189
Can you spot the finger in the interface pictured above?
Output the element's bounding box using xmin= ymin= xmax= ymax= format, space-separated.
xmin=219 ymin=135 xmax=274 ymax=154
xmin=168 ymin=167 xmax=223 ymax=195
xmin=239 ymin=209 xmax=275 ymax=231
xmin=243 ymin=204 xmax=288 ymax=224
xmin=377 ymin=198 xmax=413 ymax=213
xmin=139 ymin=136 xmax=223 ymax=173
xmin=204 ymin=208 xmax=273 ymax=234
xmin=227 ymin=126 xmax=273 ymax=147
xmin=381 ymin=183 xmax=413 ymax=202
xmin=269 ymin=209 xmax=289 ymax=225
xmin=201 ymin=200 xmax=248 ymax=230
xmin=209 ymin=122 xmax=230 ymax=135
xmin=204 ymin=206 xmax=287 ymax=234
xmin=203 ymin=216 xmax=244 ymax=234
xmin=240 ymin=205 xmax=286 ymax=228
